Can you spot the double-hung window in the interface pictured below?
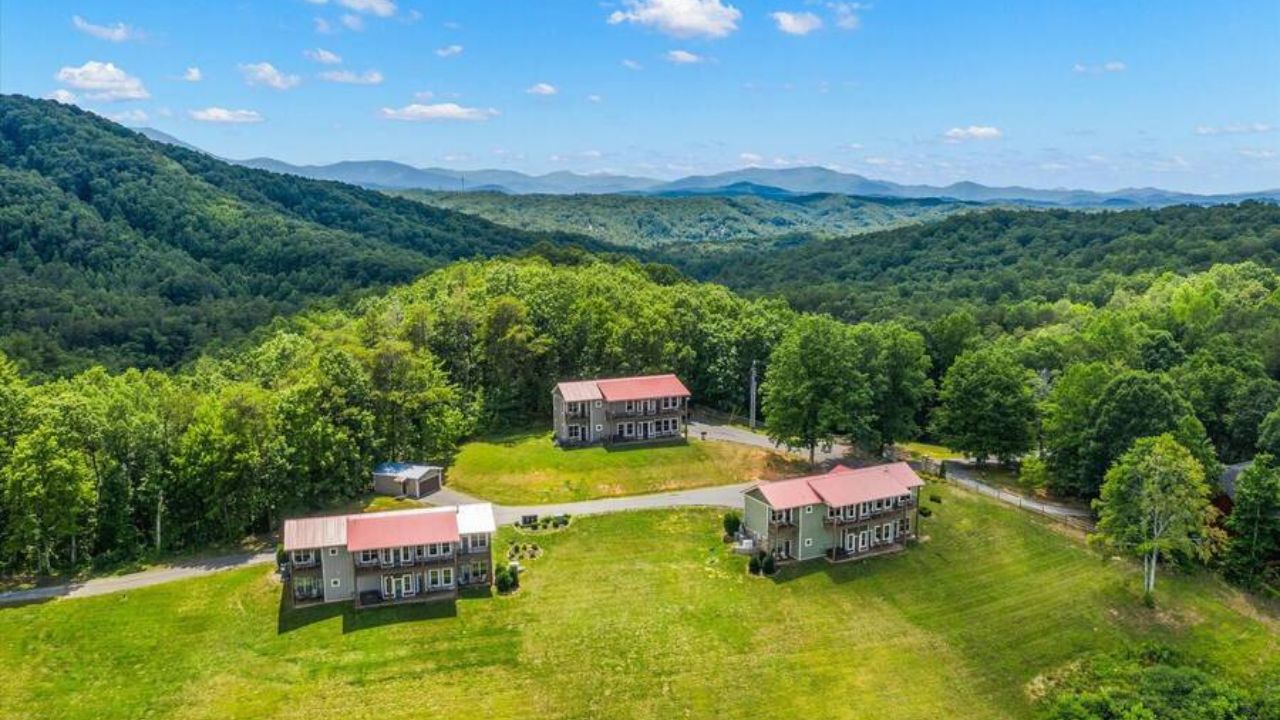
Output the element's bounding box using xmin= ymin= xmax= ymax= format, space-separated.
xmin=358 ymin=549 xmax=378 ymax=565
xmin=291 ymin=550 xmax=315 ymax=566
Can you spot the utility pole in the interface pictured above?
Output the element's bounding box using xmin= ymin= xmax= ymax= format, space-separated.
xmin=749 ymin=359 xmax=758 ymax=430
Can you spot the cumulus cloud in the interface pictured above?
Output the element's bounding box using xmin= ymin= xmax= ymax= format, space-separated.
xmin=106 ymin=108 xmax=148 ymax=124
xmin=770 ymin=11 xmax=822 ymax=35
xmin=309 ymin=0 xmax=398 ymax=15
xmin=739 ymin=152 xmax=763 ymax=164
xmin=587 ymin=94 xmax=603 ymax=103
xmin=341 ymin=14 xmax=364 ymax=31
xmin=435 ymin=45 xmax=464 ymax=58
xmin=182 ymin=67 xmax=203 ymax=82
xmin=1238 ymin=148 xmax=1278 ymax=159
xmin=1073 ymin=60 xmax=1126 ymax=74
xmin=943 ymin=125 xmax=1002 ymax=142
xmin=305 ymin=48 xmax=343 ymax=64
xmin=607 ymin=0 xmax=741 ymax=39
xmin=239 ymin=62 xmax=300 ymax=90
xmin=526 ymin=82 xmax=558 ymax=95
xmin=71 ymin=15 xmax=143 ymax=42
xmin=379 ymin=102 xmax=499 ymax=121
xmin=189 ymin=107 xmax=264 ymax=123
xmin=1195 ymin=123 xmax=1274 ymax=136
xmin=665 ymin=49 xmax=704 ymax=64
xmin=46 ymin=89 xmax=78 ymax=104
xmin=319 ymin=69 xmax=384 ymax=85
xmin=622 ymin=58 xmax=644 ymax=70
xmin=55 ymin=61 xmax=149 ymax=101
xmin=314 ymin=17 xmax=334 ymax=34
xmin=828 ymin=2 xmax=864 ymax=30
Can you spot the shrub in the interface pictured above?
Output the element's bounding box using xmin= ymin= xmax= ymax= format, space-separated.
xmin=495 ymin=564 xmax=520 ymax=593
xmin=748 ymin=554 xmax=761 ymax=575
xmin=722 ymin=511 xmax=742 ymax=536
xmin=761 ymin=554 xmax=776 ymax=575
xmin=918 ymin=506 xmax=933 ymax=517
xmin=930 ymin=493 xmax=943 ymax=503
xmin=275 ymin=543 xmax=286 ymax=567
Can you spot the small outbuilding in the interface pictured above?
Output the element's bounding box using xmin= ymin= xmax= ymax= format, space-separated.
xmin=372 ymin=462 xmax=443 ymax=498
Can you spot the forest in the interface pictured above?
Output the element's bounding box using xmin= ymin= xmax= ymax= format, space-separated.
xmin=666 ymin=201 xmax=1280 ymax=323
xmin=397 ymin=188 xmax=974 ymax=247
xmin=0 ymin=95 xmax=602 ymax=377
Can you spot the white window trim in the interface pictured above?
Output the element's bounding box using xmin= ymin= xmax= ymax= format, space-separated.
xmin=330 ymin=577 xmax=340 ymax=587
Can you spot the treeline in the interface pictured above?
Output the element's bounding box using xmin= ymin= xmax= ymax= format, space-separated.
xmin=669 ymin=202 xmax=1280 ymax=322
xmin=397 ymin=189 xmax=972 ymax=248
xmin=0 ymin=95 xmax=604 ymax=377
xmin=0 ymin=256 xmax=798 ymax=575
xmin=922 ymin=262 xmax=1280 ymax=593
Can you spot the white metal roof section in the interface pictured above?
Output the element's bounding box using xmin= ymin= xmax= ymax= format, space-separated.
xmin=282 ymin=514 xmax=349 ymax=550
xmin=456 ymin=503 xmax=497 ymax=534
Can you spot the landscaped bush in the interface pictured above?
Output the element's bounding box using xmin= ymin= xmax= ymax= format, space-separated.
xmin=918 ymin=506 xmax=933 ymax=517
xmin=930 ymin=494 xmax=943 ymax=503
xmin=722 ymin=511 xmax=742 ymax=537
xmin=748 ymin=553 xmax=762 ymax=575
xmin=275 ymin=543 xmax=286 ymax=567
xmin=495 ymin=563 xmax=520 ymax=593
xmin=761 ymin=554 xmax=776 ymax=576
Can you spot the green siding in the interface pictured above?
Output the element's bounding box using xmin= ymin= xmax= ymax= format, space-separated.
xmin=797 ymin=503 xmax=831 ymax=560
xmin=743 ymin=492 xmax=769 ymax=541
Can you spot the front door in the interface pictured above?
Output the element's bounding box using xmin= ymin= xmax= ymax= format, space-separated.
xmin=779 ymin=539 xmax=792 ymax=558
xmin=858 ymin=531 xmax=869 ymax=552
xmin=381 ymin=575 xmax=394 ymax=598
xmin=844 ymin=531 xmax=856 ymax=552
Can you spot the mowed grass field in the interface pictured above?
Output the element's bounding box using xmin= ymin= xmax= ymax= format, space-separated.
xmin=1 ymin=482 xmax=1276 ymax=720
xmin=447 ymin=428 xmax=803 ymax=503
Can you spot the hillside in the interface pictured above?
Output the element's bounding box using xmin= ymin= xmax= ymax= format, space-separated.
xmin=0 ymin=96 xmax=598 ymax=375
xmin=666 ymin=202 xmax=1280 ymax=321
xmin=397 ymin=189 xmax=975 ymax=247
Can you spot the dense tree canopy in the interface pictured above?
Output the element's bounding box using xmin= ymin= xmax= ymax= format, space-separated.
xmin=932 ymin=346 xmax=1037 ymax=464
xmin=0 ymin=95 xmax=606 ymax=376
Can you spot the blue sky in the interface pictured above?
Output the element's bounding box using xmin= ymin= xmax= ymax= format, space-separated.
xmin=2 ymin=0 xmax=1278 ymax=192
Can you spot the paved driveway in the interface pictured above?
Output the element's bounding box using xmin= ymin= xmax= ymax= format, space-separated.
xmin=687 ymin=420 xmax=851 ymax=463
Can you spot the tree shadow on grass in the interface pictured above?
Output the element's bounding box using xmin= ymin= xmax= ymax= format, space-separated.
xmin=765 ymin=545 xmax=912 ymax=587
xmin=602 ymin=437 xmax=688 ymax=453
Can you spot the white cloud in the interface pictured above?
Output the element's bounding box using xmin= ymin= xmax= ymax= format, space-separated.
xmin=526 ymin=82 xmax=558 ymax=95
xmin=739 ymin=152 xmax=763 ymax=163
xmin=943 ymin=125 xmax=1002 ymax=142
xmin=414 ymin=90 xmax=435 ymax=100
xmin=863 ymin=156 xmax=901 ymax=167
xmin=55 ymin=61 xmax=150 ymax=101
xmin=587 ymin=94 xmax=603 ymax=103
xmin=305 ymin=48 xmax=343 ymax=64
xmin=770 ymin=11 xmax=822 ymax=35
xmin=46 ymin=89 xmax=78 ymax=104
xmin=71 ymin=15 xmax=143 ymax=42
xmin=106 ymin=108 xmax=149 ymax=124
xmin=828 ymin=2 xmax=864 ymax=30
xmin=435 ymin=44 xmax=464 ymax=58
xmin=239 ymin=62 xmax=300 ymax=90
xmin=189 ymin=107 xmax=264 ymax=123
xmin=341 ymin=14 xmax=364 ymax=31
xmin=318 ymin=69 xmax=384 ymax=85
xmin=622 ymin=59 xmax=644 ymax=70
xmin=182 ymin=67 xmax=203 ymax=82
xmin=1238 ymin=148 xmax=1278 ymax=159
xmin=1073 ymin=60 xmax=1126 ymax=74
xmin=1195 ymin=123 xmax=1274 ymax=136
xmin=379 ymin=102 xmax=499 ymax=121
xmin=607 ymin=0 xmax=741 ymax=39
xmin=314 ymin=17 xmax=334 ymax=34
xmin=338 ymin=0 xmax=396 ymax=17
xmin=665 ymin=49 xmax=704 ymax=64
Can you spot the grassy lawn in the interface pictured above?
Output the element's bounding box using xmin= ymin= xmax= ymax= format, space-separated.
xmin=2 ymin=483 xmax=1276 ymax=720
xmin=897 ymin=441 xmax=966 ymax=461
xmin=447 ymin=428 xmax=803 ymax=504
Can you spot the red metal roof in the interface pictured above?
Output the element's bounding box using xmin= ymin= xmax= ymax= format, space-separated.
xmin=750 ymin=462 xmax=924 ymax=511
xmin=345 ymin=509 xmax=460 ymax=552
xmin=596 ymin=374 xmax=691 ymax=402
xmin=754 ymin=476 xmax=822 ymax=509
xmin=556 ymin=380 xmax=603 ymax=403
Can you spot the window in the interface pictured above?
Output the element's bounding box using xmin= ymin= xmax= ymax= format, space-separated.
xmin=805 ymin=505 xmax=813 ymax=514
xmin=291 ymin=550 xmax=315 ymax=565
xmin=379 ymin=548 xmax=395 ymax=565
xmin=594 ymin=400 xmax=602 ymax=408
xmin=328 ymin=547 xmax=338 ymax=556
xmin=902 ymin=517 xmax=911 ymax=534
xmin=358 ymin=549 xmax=377 ymax=564
xmin=568 ymin=425 xmax=581 ymax=439
xmin=330 ymin=578 xmax=340 ymax=588
xmin=470 ymin=534 xmax=488 ymax=550
xmin=471 ymin=561 xmax=487 ymax=580
xmin=827 ymin=505 xmax=838 ymax=519
xmin=402 ymin=573 xmax=417 ymax=597
xmin=625 ymin=400 xmax=635 ymax=412
xmin=442 ymin=568 xmax=453 ymax=586
xmin=804 ymin=538 xmax=813 ymax=547
xmin=595 ymin=424 xmax=603 ymax=432
xmin=872 ymin=526 xmax=882 ymax=542
xmin=400 ymin=546 xmax=415 ymax=565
